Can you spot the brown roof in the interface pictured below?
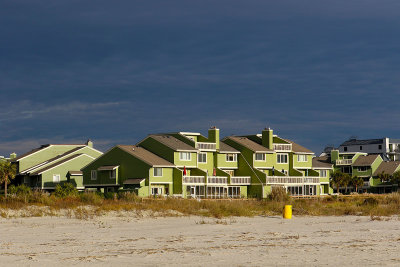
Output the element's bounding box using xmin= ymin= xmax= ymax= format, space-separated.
xmin=219 ymin=142 xmax=239 ymax=153
xmin=118 ymin=145 xmax=175 ymax=167
xmin=312 ymin=156 xmax=333 ymax=169
xmin=352 ymin=154 xmax=380 ymax=167
xmin=123 ymin=178 xmax=145 ymax=185
xmin=31 ymin=154 xmax=85 ymax=175
xmin=98 ymin=165 xmax=119 ymax=171
xmin=225 ymin=136 xmax=273 ymax=153
xmin=283 ymin=139 xmax=314 ymax=154
xmin=373 ymin=161 xmax=400 ymax=176
xmin=68 ymin=171 xmax=83 ymax=175
xmin=146 ymin=135 xmax=198 ymax=152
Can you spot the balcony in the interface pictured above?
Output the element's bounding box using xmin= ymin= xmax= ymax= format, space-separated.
xmin=207 ymin=176 xmax=228 ymax=184
xmin=336 ymin=159 xmax=353 ymax=165
xmin=183 ymin=176 xmax=205 ymax=184
xmin=230 ymin=176 xmax=251 ymax=185
xmin=195 ymin=142 xmax=216 ymax=151
xmin=266 ymin=176 xmax=320 ymax=184
xmin=273 ymin=143 xmax=292 ymax=151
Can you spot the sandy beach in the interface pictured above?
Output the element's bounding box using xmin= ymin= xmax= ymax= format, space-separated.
xmin=0 ymin=213 xmax=399 ymax=266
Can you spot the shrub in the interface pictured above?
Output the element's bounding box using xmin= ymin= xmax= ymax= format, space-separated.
xmin=54 ymin=183 xmax=78 ymax=198
xmin=80 ymin=192 xmax=103 ymax=205
xmin=268 ymin=186 xmax=290 ymax=202
xmin=117 ymin=191 xmax=140 ymax=202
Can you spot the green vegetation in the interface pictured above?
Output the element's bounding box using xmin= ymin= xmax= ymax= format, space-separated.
xmin=0 ymin=161 xmax=17 ymax=198
xmin=1 ymin=188 xmax=400 ymax=219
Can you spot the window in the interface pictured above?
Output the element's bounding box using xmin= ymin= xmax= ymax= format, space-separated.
xmin=226 ymin=153 xmax=237 ymax=162
xmin=344 ymin=146 xmax=348 ymax=152
xmin=255 ymin=153 xmax=266 ymax=161
xmin=357 ymin=166 xmax=368 ymax=172
xmin=179 ymin=152 xmax=191 ymax=161
xmin=23 ymin=176 xmax=29 ymax=184
xmin=277 ymin=153 xmax=288 ymax=164
xmin=297 ymin=154 xmax=307 ymax=162
xmin=154 ymin=168 xmax=163 ymax=177
xmin=91 ymin=170 xmax=97 ymax=180
xmin=198 ymin=153 xmax=207 ymax=163
xmin=53 ymin=174 xmax=60 ymax=183
xmin=379 ymin=145 xmax=382 ymax=150
xmin=320 ymin=170 xmax=327 ymax=177
xmin=110 ymin=169 xmax=116 ymax=179
xmin=360 ymin=146 xmax=363 ymax=150
xmin=151 ymin=187 xmax=163 ymax=196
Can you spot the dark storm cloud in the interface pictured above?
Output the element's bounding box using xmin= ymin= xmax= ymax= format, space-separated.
xmin=1 ymin=0 xmax=400 ymax=155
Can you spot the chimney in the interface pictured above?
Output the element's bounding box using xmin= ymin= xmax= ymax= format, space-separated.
xmin=330 ymin=150 xmax=339 ymax=163
xmin=208 ymin=126 xmax=220 ymax=150
xmin=9 ymin=152 xmax=17 ymax=159
xmin=262 ymin=127 xmax=273 ymax=150
xmin=86 ymin=139 xmax=93 ymax=148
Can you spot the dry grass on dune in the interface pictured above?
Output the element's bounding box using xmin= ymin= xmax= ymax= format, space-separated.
xmin=1 ymin=191 xmax=400 ymax=219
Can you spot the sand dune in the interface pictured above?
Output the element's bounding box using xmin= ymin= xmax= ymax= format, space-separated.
xmin=0 ymin=214 xmax=399 ymax=266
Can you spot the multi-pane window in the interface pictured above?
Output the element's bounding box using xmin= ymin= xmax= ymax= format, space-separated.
xmin=53 ymin=174 xmax=60 ymax=183
xmin=357 ymin=166 xmax=368 ymax=172
xmin=180 ymin=152 xmax=191 ymax=161
xmin=255 ymin=153 xmax=266 ymax=161
xmin=198 ymin=153 xmax=207 ymax=163
xmin=320 ymin=170 xmax=327 ymax=177
xmin=110 ymin=169 xmax=116 ymax=179
xmin=151 ymin=187 xmax=163 ymax=196
xmin=91 ymin=170 xmax=97 ymax=180
xmin=226 ymin=153 xmax=237 ymax=162
xmin=154 ymin=168 xmax=163 ymax=177
xmin=297 ymin=154 xmax=307 ymax=162
xmin=277 ymin=153 xmax=288 ymax=163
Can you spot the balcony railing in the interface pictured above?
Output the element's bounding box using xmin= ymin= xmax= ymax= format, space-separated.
xmin=230 ymin=176 xmax=251 ymax=185
xmin=195 ymin=142 xmax=216 ymax=150
xmin=207 ymin=176 xmax=228 ymax=184
xmin=273 ymin=143 xmax=292 ymax=151
xmin=266 ymin=176 xmax=320 ymax=184
xmin=336 ymin=159 xmax=353 ymax=165
xmin=183 ymin=176 xmax=205 ymax=184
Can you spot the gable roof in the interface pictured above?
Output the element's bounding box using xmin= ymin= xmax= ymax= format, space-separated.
xmin=145 ymin=135 xmax=198 ymax=152
xmin=225 ymin=136 xmax=273 ymax=153
xmin=340 ymin=139 xmax=383 ymax=146
xmin=282 ymin=138 xmax=314 ymax=154
xmin=352 ymin=154 xmax=380 ymax=167
xmin=219 ymin=142 xmax=239 ymax=153
xmin=30 ymin=154 xmax=91 ymax=175
xmin=11 ymin=144 xmax=52 ymax=162
xmin=118 ymin=145 xmax=175 ymax=167
xmin=312 ymin=156 xmax=333 ymax=169
xmin=373 ymin=161 xmax=400 ymax=176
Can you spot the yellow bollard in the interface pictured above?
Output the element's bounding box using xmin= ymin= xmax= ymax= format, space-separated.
xmin=283 ymin=205 xmax=292 ymax=219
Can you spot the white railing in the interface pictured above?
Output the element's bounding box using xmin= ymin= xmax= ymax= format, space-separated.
xmin=336 ymin=159 xmax=353 ymax=165
xmin=273 ymin=143 xmax=292 ymax=151
xmin=266 ymin=176 xmax=320 ymax=184
xmin=207 ymin=176 xmax=228 ymax=184
xmin=183 ymin=176 xmax=205 ymax=184
xmin=230 ymin=176 xmax=251 ymax=184
xmin=195 ymin=142 xmax=217 ymax=150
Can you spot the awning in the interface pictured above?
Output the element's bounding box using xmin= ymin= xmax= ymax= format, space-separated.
xmin=123 ymin=178 xmax=145 ymax=185
xmin=68 ymin=171 xmax=83 ymax=176
xmin=97 ymin=165 xmax=119 ymax=171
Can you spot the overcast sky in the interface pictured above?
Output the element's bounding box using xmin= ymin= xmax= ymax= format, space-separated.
xmin=1 ymin=0 xmax=400 ymax=156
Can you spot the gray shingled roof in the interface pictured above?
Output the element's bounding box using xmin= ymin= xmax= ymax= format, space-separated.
xmin=373 ymin=161 xmax=400 ymax=176
xmin=312 ymin=156 xmax=333 ymax=169
xmin=225 ymin=136 xmax=273 ymax=153
xmin=282 ymin=138 xmax=314 ymax=154
xmin=147 ymin=135 xmax=198 ymax=152
xmin=219 ymin=142 xmax=239 ymax=153
xmin=118 ymin=145 xmax=175 ymax=167
xmin=352 ymin=154 xmax=380 ymax=167
xmin=340 ymin=139 xmax=383 ymax=146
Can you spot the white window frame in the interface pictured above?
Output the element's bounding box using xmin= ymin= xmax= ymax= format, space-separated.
xmin=53 ymin=174 xmax=61 ymax=183
xmin=297 ymin=154 xmax=307 ymax=162
xmin=198 ymin=152 xmax=207 ymax=163
xmin=179 ymin=152 xmax=191 ymax=161
xmin=153 ymin=168 xmax=163 ymax=177
xmin=255 ymin=153 xmax=266 ymax=161
xmin=320 ymin=170 xmax=327 ymax=177
xmin=226 ymin=153 xmax=237 ymax=162
xmin=277 ymin=153 xmax=288 ymax=164
xmin=110 ymin=169 xmax=116 ymax=179
xmin=151 ymin=187 xmax=163 ymax=196
xmin=91 ymin=170 xmax=97 ymax=180
xmin=357 ymin=166 xmax=368 ymax=172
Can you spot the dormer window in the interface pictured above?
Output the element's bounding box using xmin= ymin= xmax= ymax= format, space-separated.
xmin=255 ymin=153 xmax=266 ymax=161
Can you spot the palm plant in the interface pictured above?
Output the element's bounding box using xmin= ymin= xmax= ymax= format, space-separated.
xmin=0 ymin=161 xmax=17 ymax=198
xmin=351 ymin=175 xmax=364 ymax=193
